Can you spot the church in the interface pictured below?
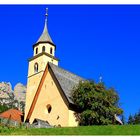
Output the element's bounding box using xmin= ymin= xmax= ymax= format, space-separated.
xmin=24 ymin=9 xmax=84 ymax=127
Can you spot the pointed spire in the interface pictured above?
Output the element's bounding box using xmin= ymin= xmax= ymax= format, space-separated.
xmin=36 ymin=8 xmax=54 ymax=44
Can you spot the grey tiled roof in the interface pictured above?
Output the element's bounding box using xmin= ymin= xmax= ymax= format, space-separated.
xmin=36 ymin=22 xmax=54 ymax=44
xmin=49 ymin=63 xmax=85 ymax=104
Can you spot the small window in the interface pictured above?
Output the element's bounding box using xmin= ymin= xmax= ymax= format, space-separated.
xmin=35 ymin=48 xmax=38 ymax=54
xmin=34 ymin=63 xmax=38 ymax=73
xmin=42 ymin=46 xmax=45 ymax=52
xmin=47 ymin=104 xmax=52 ymax=113
xmin=50 ymin=48 xmax=53 ymax=54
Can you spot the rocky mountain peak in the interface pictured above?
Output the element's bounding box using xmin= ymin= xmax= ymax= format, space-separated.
xmin=14 ymin=83 xmax=26 ymax=102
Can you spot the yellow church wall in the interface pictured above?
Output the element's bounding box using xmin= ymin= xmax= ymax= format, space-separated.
xmin=29 ymin=71 xmax=70 ymax=127
xmin=24 ymin=71 xmax=44 ymax=121
xmin=68 ymin=110 xmax=79 ymax=127
xmin=28 ymin=54 xmax=58 ymax=77
xmin=34 ymin=43 xmax=55 ymax=56
xmin=25 ymin=44 xmax=58 ymax=122
xmin=25 ymin=61 xmax=79 ymax=126
xmin=25 ymin=54 xmax=48 ymax=121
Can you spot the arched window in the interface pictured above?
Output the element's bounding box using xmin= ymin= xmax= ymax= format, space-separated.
xmin=46 ymin=104 xmax=52 ymax=113
xmin=35 ymin=48 xmax=38 ymax=54
xmin=42 ymin=46 xmax=45 ymax=52
xmin=34 ymin=63 xmax=38 ymax=73
xmin=50 ymin=48 xmax=53 ymax=54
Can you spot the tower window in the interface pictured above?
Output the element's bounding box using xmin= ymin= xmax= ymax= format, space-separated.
xmin=46 ymin=104 xmax=52 ymax=113
xmin=34 ymin=63 xmax=38 ymax=73
xmin=50 ymin=48 xmax=53 ymax=54
xmin=42 ymin=46 xmax=45 ymax=52
xmin=35 ymin=48 xmax=38 ymax=54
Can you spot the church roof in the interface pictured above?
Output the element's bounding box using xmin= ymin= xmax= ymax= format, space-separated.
xmin=48 ymin=63 xmax=85 ymax=104
xmin=36 ymin=20 xmax=54 ymax=45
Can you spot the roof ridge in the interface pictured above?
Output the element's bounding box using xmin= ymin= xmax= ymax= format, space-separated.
xmin=48 ymin=62 xmax=85 ymax=81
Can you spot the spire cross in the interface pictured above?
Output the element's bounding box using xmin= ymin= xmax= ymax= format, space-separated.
xmin=45 ymin=8 xmax=48 ymax=25
xmin=45 ymin=8 xmax=48 ymax=17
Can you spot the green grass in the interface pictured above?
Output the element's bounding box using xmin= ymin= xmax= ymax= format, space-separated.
xmin=0 ymin=125 xmax=140 ymax=135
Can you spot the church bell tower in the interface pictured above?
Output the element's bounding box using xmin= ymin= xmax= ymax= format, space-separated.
xmin=24 ymin=8 xmax=59 ymax=121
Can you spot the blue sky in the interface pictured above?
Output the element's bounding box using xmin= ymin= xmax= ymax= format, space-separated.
xmin=0 ymin=5 xmax=140 ymax=120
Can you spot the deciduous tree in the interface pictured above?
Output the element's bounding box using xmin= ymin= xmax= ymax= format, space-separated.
xmin=72 ymin=80 xmax=123 ymax=125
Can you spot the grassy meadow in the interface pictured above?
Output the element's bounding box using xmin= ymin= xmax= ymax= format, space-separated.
xmin=0 ymin=125 xmax=140 ymax=135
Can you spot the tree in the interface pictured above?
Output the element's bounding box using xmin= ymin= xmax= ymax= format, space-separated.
xmin=128 ymin=114 xmax=134 ymax=124
xmin=72 ymin=80 xmax=123 ymax=125
xmin=134 ymin=111 xmax=140 ymax=124
xmin=19 ymin=101 xmax=25 ymax=112
xmin=0 ymin=104 xmax=9 ymax=113
xmin=127 ymin=110 xmax=140 ymax=125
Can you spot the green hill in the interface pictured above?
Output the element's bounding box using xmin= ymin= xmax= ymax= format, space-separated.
xmin=0 ymin=125 xmax=140 ymax=135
